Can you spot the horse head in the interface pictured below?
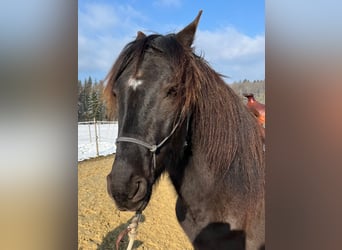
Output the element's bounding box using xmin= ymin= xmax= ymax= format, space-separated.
xmin=106 ymin=11 xmax=202 ymax=211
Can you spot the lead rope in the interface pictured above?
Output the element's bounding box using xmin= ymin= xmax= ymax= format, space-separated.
xmin=116 ymin=212 xmax=142 ymax=250
xmin=126 ymin=212 xmax=142 ymax=250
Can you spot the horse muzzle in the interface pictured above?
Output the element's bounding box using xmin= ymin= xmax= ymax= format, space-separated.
xmin=106 ymin=172 xmax=151 ymax=212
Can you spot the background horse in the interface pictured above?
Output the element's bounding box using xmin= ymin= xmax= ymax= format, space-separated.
xmin=105 ymin=11 xmax=265 ymax=250
xmin=243 ymin=93 xmax=265 ymax=142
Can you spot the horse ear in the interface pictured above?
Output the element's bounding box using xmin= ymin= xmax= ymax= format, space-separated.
xmin=176 ymin=10 xmax=202 ymax=47
xmin=136 ymin=31 xmax=146 ymax=40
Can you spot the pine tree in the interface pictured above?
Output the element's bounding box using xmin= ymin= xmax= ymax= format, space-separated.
xmin=77 ymin=76 xmax=117 ymax=121
xmin=84 ymin=77 xmax=93 ymax=120
xmin=78 ymin=80 xmax=84 ymax=121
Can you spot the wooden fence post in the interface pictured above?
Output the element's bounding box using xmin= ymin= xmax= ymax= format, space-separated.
xmin=88 ymin=123 xmax=92 ymax=143
xmin=94 ymin=118 xmax=99 ymax=157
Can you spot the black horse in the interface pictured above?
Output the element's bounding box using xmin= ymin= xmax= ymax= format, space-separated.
xmin=105 ymin=11 xmax=265 ymax=250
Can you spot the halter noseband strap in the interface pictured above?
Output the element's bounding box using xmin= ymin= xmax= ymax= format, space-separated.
xmin=115 ymin=117 xmax=186 ymax=171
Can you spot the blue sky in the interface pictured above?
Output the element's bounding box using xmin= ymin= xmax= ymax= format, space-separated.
xmin=78 ymin=0 xmax=264 ymax=83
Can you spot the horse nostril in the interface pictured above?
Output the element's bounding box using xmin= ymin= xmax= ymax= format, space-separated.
xmin=130 ymin=177 xmax=148 ymax=203
xmin=128 ymin=181 xmax=140 ymax=199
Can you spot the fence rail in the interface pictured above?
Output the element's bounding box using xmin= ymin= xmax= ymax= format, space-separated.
xmin=78 ymin=121 xmax=118 ymax=125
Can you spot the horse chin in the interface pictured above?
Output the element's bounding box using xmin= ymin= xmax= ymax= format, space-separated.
xmin=114 ymin=186 xmax=151 ymax=212
xmin=115 ymin=196 xmax=150 ymax=212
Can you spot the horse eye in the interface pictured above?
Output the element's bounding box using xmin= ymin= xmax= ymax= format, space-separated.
xmin=166 ymin=87 xmax=177 ymax=97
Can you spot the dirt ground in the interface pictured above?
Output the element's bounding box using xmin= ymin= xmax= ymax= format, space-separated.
xmin=78 ymin=155 xmax=193 ymax=250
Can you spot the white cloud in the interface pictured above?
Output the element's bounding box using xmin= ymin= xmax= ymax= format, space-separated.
xmin=78 ymin=3 xmax=147 ymax=79
xmin=195 ymin=27 xmax=265 ymax=81
xmin=78 ymin=4 xmax=118 ymax=32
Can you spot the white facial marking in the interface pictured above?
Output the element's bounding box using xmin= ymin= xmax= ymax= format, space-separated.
xmin=128 ymin=77 xmax=143 ymax=90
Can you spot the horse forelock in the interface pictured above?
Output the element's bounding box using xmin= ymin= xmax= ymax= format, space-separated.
xmin=104 ymin=33 xmax=190 ymax=121
xmin=104 ymin=35 xmax=160 ymax=119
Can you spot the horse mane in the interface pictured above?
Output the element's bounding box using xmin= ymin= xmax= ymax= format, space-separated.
xmin=104 ymin=34 xmax=265 ymax=197
xmin=181 ymin=48 xmax=264 ymax=199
